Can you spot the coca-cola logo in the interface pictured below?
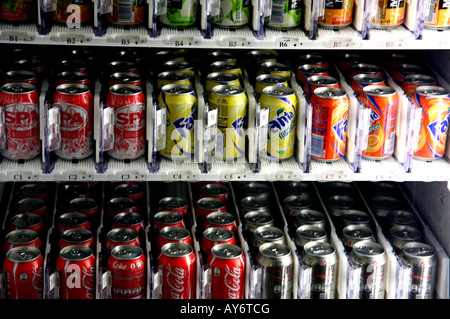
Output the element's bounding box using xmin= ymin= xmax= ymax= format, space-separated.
xmin=115 ymin=104 xmax=145 ymax=131
xmin=224 ymin=265 xmax=242 ymax=299
xmin=166 ymin=264 xmax=186 ymax=299
xmin=5 ymin=103 xmax=39 ymax=130
xmin=57 ymin=103 xmax=88 ymax=131
xmin=32 ymin=266 xmax=43 ymax=299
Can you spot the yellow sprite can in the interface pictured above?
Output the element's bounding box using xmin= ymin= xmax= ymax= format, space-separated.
xmin=205 ymin=72 xmax=241 ymax=97
xmin=210 ymin=61 xmax=244 ymax=82
xmin=255 ymin=74 xmax=289 ymax=100
xmin=158 ymin=84 xmax=197 ymax=160
xmin=257 ymin=61 xmax=292 ymax=80
xmin=157 ymin=71 xmax=192 ymax=90
xmin=163 ymin=60 xmax=196 ymax=81
xmin=208 ymin=85 xmax=248 ymax=160
xmin=259 ymin=86 xmax=297 ymax=160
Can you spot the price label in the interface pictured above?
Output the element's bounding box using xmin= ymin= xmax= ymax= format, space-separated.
xmin=50 ymin=33 xmax=92 ymax=44
xmin=61 ymin=171 xmax=93 ymax=181
xmin=276 ymin=37 xmax=300 ymax=48
xmin=323 ymin=37 xmax=354 ymax=48
xmin=318 ymin=171 xmax=348 ymax=181
xmin=9 ymin=171 xmax=39 ymax=181
xmin=270 ymin=171 xmax=300 ymax=181
xmin=219 ymin=37 xmax=252 ymax=48
xmin=167 ymin=171 xmax=198 ymax=181
xmin=0 ymin=31 xmax=35 ymax=42
xmin=163 ymin=37 xmax=199 ymax=47
xmin=107 ymin=35 xmax=147 ymax=45
xmin=376 ymin=38 xmax=405 ymax=48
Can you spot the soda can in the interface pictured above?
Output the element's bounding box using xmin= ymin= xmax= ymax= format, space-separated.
xmin=158 ymin=197 xmax=189 ymax=217
xmin=114 ymin=182 xmax=144 ymax=201
xmin=401 ymin=74 xmax=438 ymax=97
xmin=255 ymin=74 xmax=289 ymax=100
xmin=304 ymin=75 xmax=340 ymax=98
xmin=58 ymin=182 xmax=90 ymax=202
xmin=348 ymin=63 xmax=384 ymax=80
xmin=159 ymin=0 xmax=198 ymax=28
xmin=205 ymin=72 xmax=241 ymax=97
xmin=56 ymin=59 xmax=89 ymax=75
xmin=2 ymin=70 xmax=38 ymax=88
xmin=56 ymin=72 xmax=91 ymax=87
xmin=294 ymin=225 xmax=328 ymax=251
xmin=390 ymin=64 xmax=426 ymax=85
xmin=325 ymin=195 xmax=355 ymax=218
xmin=0 ymin=83 xmax=40 ymax=160
xmin=201 ymin=227 xmax=237 ymax=256
xmin=53 ymin=0 xmax=92 ymax=24
xmin=106 ymin=197 xmax=138 ymax=218
xmin=112 ymin=212 xmax=145 ymax=233
xmin=106 ymin=84 xmax=146 ymax=160
xmin=207 ymin=244 xmax=245 ymax=299
xmin=259 ymin=86 xmax=297 ymax=160
xmin=200 ymin=183 xmax=229 ymax=202
xmin=350 ymin=74 xmax=386 ymax=96
xmin=157 ymin=226 xmax=193 ymax=249
xmin=399 ymin=242 xmax=437 ymax=299
xmin=243 ymin=211 xmax=275 ymax=233
xmin=105 ymin=60 xmax=139 ymax=76
xmin=370 ymin=195 xmax=402 ymax=218
xmin=256 ymin=243 xmax=293 ymax=299
xmin=18 ymin=183 xmax=49 ymax=201
xmin=157 ymin=84 xmax=197 ymax=160
xmin=251 ymin=225 xmax=286 ymax=249
xmin=296 ymin=64 xmax=329 ymax=86
xmin=207 ymin=51 xmax=238 ymax=64
xmin=247 ymin=50 xmax=278 ymax=66
xmin=109 ymin=72 xmax=143 ymax=88
xmin=68 ymin=197 xmax=98 ymax=218
xmin=265 ymin=0 xmax=302 ymax=30
xmin=371 ymin=0 xmax=406 ymax=28
xmin=57 ymin=245 xmax=95 ymax=299
xmin=4 ymin=229 xmax=42 ymax=252
xmin=389 ymin=225 xmax=423 ymax=254
xmin=335 ymin=52 xmax=367 ymax=76
xmin=210 ymin=61 xmax=243 ymax=82
xmin=359 ymin=85 xmax=398 ymax=160
xmin=59 ymin=228 xmax=95 ymax=250
xmin=0 ymin=0 xmax=36 ymax=22
xmin=310 ymin=87 xmax=349 ymax=161
xmin=3 ymin=246 xmax=43 ymax=299
xmin=196 ymin=197 xmax=227 ymax=221
xmin=108 ymin=245 xmax=146 ymax=299
xmin=324 ymin=181 xmax=357 ymax=197
xmin=159 ymin=242 xmax=197 ymax=299
xmin=241 ymin=182 xmax=271 ymax=201
xmin=342 ymin=225 xmax=376 ymax=252
xmin=318 ymin=0 xmax=355 ymax=28
xmin=163 ymin=60 xmax=195 ymax=81
xmin=412 ymin=86 xmax=450 ymax=160
xmin=153 ymin=211 xmax=186 ymax=232
xmin=387 ymin=210 xmax=419 ymax=229
xmin=284 ymin=181 xmax=313 ymax=197
xmin=204 ymin=212 xmax=238 ymax=234
xmin=12 ymin=59 xmax=46 ymax=83
xmin=295 ymin=53 xmax=329 ymax=69
xmin=342 ymin=210 xmax=372 ymax=228
xmin=107 ymin=0 xmax=146 ymax=26
xmin=349 ymin=241 xmax=386 ymax=299
xmin=257 ymin=62 xmax=292 ymax=79
xmin=424 ymin=0 xmax=450 ymax=29
xmin=15 ymin=197 xmax=47 ymax=217
xmin=300 ymin=241 xmax=336 ymax=299
xmin=240 ymin=196 xmax=270 ymax=214
xmin=294 ymin=209 xmax=327 ymax=230
xmin=212 ymin=0 xmax=250 ymax=28
xmin=157 ymin=71 xmax=192 ymax=90
xmin=283 ymin=194 xmax=313 ymax=217
xmin=208 ymin=85 xmax=248 ymax=160
xmin=105 ymin=228 xmax=141 ymax=252
xmin=10 ymin=213 xmax=44 ymax=235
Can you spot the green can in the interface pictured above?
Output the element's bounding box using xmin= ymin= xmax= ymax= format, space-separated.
xmin=160 ymin=0 xmax=199 ymax=28
xmin=212 ymin=0 xmax=250 ymax=28
xmin=266 ymin=0 xmax=302 ymax=30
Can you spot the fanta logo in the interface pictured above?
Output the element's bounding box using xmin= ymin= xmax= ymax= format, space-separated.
xmin=268 ymin=110 xmax=295 ymax=133
xmin=5 ymin=103 xmax=39 ymax=130
xmin=59 ymin=104 xmax=88 ymax=131
xmin=115 ymin=105 xmax=145 ymax=131
xmin=428 ymin=115 xmax=449 ymax=142
xmin=370 ymin=110 xmax=380 ymax=123
xmin=232 ymin=117 xmax=244 ymax=137
xmin=173 ymin=113 xmax=195 ymax=138
xmin=333 ymin=119 xmax=347 ymax=141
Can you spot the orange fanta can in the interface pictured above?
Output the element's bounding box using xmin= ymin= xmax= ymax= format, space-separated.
xmin=412 ymin=86 xmax=450 ymax=160
xmin=401 ymin=74 xmax=438 ymax=97
xmin=360 ymin=85 xmax=398 ymax=159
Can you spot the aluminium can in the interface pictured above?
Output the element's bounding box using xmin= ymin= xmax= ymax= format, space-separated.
xmin=241 ymin=182 xmax=271 ymax=201
xmin=109 ymin=72 xmax=143 ymax=88
xmin=304 ymin=75 xmax=340 ymax=98
xmin=200 ymin=183 xmax=229 ymax=202
xmin=112 ymin=212 xmax=145 ymax=234
xmin=283 ymin=194 xmax=313 ymax=217
xmin=207 ymin=51 xmax=238 ymax=64
xmin=205 ymin=72 xmax=241 ymax=97
xmin=158 ymin=196 xmax=189 ymax=217
xmin=243 ymin=211 xmax=275 ymax=233
xmin=153 ymin=211 xmax=186 ymax=232
xmin=106 ymin=197 xmax=138 ymax=218
xmin=265 ymin=0 xmax=302 ymax=30
xmin=212 ymin=0 xmax=250 ymax=28
xmin=196 ymin=197 xmax=227 ymax=221
xmin=15 ymin=197 xmax=47 ymax=217
xmin=107 ymin=0 xmax=146 ymax=26
xmin=0 ymin=0 xmax=36 ymax=22
xmin=389 ymin=225 xmax=423 ymax=254
xmin=318 ymin=0 xmax=355 ymax=28
xmin=325 ymin=194 xmax=355 ymax=218
xmin=68 ymin=197 xmax=98 ymax=218
xmin=294 ymin=225 xmax=328 ymax=251
xmin=56 ymin=72 xmax=91 ymax=87
xmin=58 ymin=228 xmax=95 ymax=250
xmin=114 ymin=182 xmax=144 ymax=201
xmin=204 ymin=211 xmax=238 ymax=234
xmin=401 ymin=74 xmax=437 ymax=97
xmin=424 ymin=0 xmax=450 ymax=29
xmin=350 ymin=74 xmax=386 ymax=96
xmin=105 ymin=60 xmax=139 ymax=76
xmin=159 ymin=0 xmax=199 ymax=28
xmin=284 ymin=181 xmax=313 ymax=197
xmin=105 ymin=228 xmax=141 ymax=252
xmin=294 ymin=209 xmax=327 ymax=230
xmin=241 ymin=196 xmax=270 ymax=214
xmin=201 ymin=227 xmax=237 ymax=256
xmin=210 ymin=61 xmax=243 ymax=81
xmin=390 ymin=63 xmax=426 ymax=85
xmin=2 ymin=70 xmax=38 ymax=88
xmin=371 ymin=0 xmax=406 ymax=28
xmin=53 ymin=0 xmax=92 ymax=24
xmin=4 ymin=229 xmax=42 ymax=252
xmin=157 ymin=226 xmax=193 ymax=249
xmin=342 ymin=210 xmax=372 ymax=228
xmin=157 ymin=71 xmax=192 ymax=91
xmin=348 ymin=63 xmax=384 ymax=80
xmin=255 ymin=74 xmax=289 ymax=100
xmin=251 ymin=225 xmax=286 ymax=249
xmin=342 ymin=225 xmax=376 ymax=252
xmin=163 ymin=60 xmax=195 ymax=81
xmin=10 ymin=213 xmax=44 ymax=235
xmin=257 ymin=61 xmax=292 ymax=79
xmin=296 ymin=64 xmax=329 ymax=86
xmin=387 ymin=210 xmax=419 ymax=229
xmin=370 ymin=195 xmax=402 ymax=218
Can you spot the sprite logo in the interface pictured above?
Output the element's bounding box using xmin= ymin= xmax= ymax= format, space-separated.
xmin=268 ymin=109 xmax=295 ymax=134
xmin=427 ymin=114 xmax=449 ymax=142
xmin=333 ymin=119 xmax=347 ymax=141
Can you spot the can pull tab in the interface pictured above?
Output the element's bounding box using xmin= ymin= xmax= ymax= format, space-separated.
xmin=0 ymin=106 xmax=6 ymax=150
xmin=102 ymin=107 xmax=115 ymax=152
xmin=47 ymin=105 xmax=61 ymax=152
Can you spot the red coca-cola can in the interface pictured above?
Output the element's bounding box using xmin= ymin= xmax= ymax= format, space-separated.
xmin=12 ymin=59 xmax=46 ymax=83
xmin=9 ymin=213 xmax=44 ymax=235
xmin=200 ymin=184 xmax=229 ymax=202
xmin=106 ymin=61 xmax=139 ymax=76
xmin=0 ymin=82 xmax=40 ymax=160
xmin=106 ymin=197 xmax=138 ymax=218
xmin=68 ymin=197 xmax=99 ymax=218
xmin=57 ymin=212 xmax=91 ymax=233
xmin=3 ymin=229 xmax=42 ymax=252
xmin=56 ymin=245 xmax=96 ymax=299
xmin=109 ymin=72 xmax=143 ymax=88
xmin=158 ymin=242 xmax=196 ymax=299
xmin=2 ymin=70 xmax=38 ymax=88
xmin=58 ymin=182 xmax=90 ymax=202
xmin=52 ymin=84 xmax=94 ymax=160
xmin=204 ymin=212 xmax=238 ymax=234
xmin=106 ymin=84 xmax=146 ymax=160
xmin=158 ymin=196 xmax=189 ymax=217
xmin=156 ymin=226 xmax=193 ymax=249
xmin=114 ymin=183 xmax=144 ymax=202
xmin=56 ymin=59 xmax=89 ymax=75
xmin=153 ymin=211 xmax=186 ymax=232
xmin=108 ymin=244 xmax=146 ymax=299
xmin=56 ymin=72 xmax=91 ymax=87
xmin=14 ymin=197 xmax=47 ymax=217
xmin=207 ymin=243 xmax=245 ymax=299
xmin=196 ymin=181 xmax=225 ymax=193
xmin=195 ymin=197 xmax=227 ymax=221
xmin=105 ymin=228 xmax=140 ymax=252
xmin=59 ymin=228 xmax=95 ymax=250
xmin=3 ymin=246 xmax=43 ymax=299
xmin=201 ymin=227 xmax=237 ymax=257
xmin=18 ymin=183 xmax=49 ymax=200
xmin=112 ymin=212 xmax=145 ymax=233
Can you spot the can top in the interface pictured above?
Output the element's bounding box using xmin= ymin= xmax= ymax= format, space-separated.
xmin=297 ymin=64 xmax=328 ymax=74
xmin=109 ymin=84 xmax=142 ymax=96
xmin=107 ymin=197 xmax=137 ymax=211
xmin=211 ymin=243 xmax=243 ymax=259
xmin=259 ymin=243 xmax=291 ymax=258
xmin=111 ymin=244 xmax=144 ymax=260
xmin=208 ymin=51 xmax=237 ymax=63
xmin=207 ymin=72 xmax=239 ymax=82
xmin=343 ymin=225 xmax=374 ymax=240
xmin=415 ymin=85 xmax=449 ymax=97
xmin=297 ymin=53 xmax=327 ymax=65
xmin=201 ymin=183 xmax=228 ymax=196
xmin=253 ymin=226 xmax=285 ymax=242
xmin=212 ymin=84 xmax=245 ymax=96
xmin=4 ymin=70 xmax=37 ymax=81
xmin=61 ymin=228 xmax=93 ymax=243
xmin=196 ymin=197 xmax=225 ymax=210
xmin=159 ymin=226 xmax=191 ymax=240
xmin=387 ymin=210 xmax=418 ymax=226
xmin=295 ymin=209 xmax=326 ymax=223
xmin=161 ymin=242 xmax=193 ymax=257
xmin=296 ymin=225 xmax=327 ymax=240
xmin=313 ymin=87 xmax=347 ymax=99
xmin=56 ymin=83 xmax=90 ymax=95
xmin=284 ymin=194 xmax=313 ymax=210
xmin=1 ymin=82 xmax=36 ymax=94
xmin=394 ymin=63 xmax=425 ymax=73
xmin=107 ymin=227 xmax=138 ymax=242
xmin=57 ymin=71 xmax=90 ymax=82
xmin=107 ymin=60 xmax=137 ymax=71
xmin=16 ymin=198 xmax=46 ymax=212
xmin=241 ymin=196 xmax=269 ymax=210
xmin=390 ymin=226 xmax=422 ymax=241
xmin=242 ymin=182 xmax=270 ymax=198
xmin=60 ymin=245 xmax=93 ymax=261
xmin=326 ymin=195 xmax=355 ymax=209
xmin=203 ymin=227 xmax=234 ymax=241
xmin=113 ymin=212 xmax=144 ymax=226
xmin=371 ymin=195 xmax=401 ymax=209
xmin=352 ymin=74 xmax=385 ymax=85
xmin=351 ymin=63 xmax=382 ymax=72
xmin=260 ymin=61 xmax=290 ymax=72
xmin=110 ymin=72 xmax=142 ymax=82
xmin=307 ymin=75 xmax=339 ymax=86
xmin=402 ymin=242 xmax=435 ymax=259
xmin=247 ymin=50 xmax=277 ymax=62
xmin=210 ymin=61 xmax=241 ymax=71
xmin=115 ymin=183 xmax=143 ymax=197
xmin=19 ymin=183 xmax=48 ymax=198
xmin=6 ymin=229 xmax=39 ymax=244
xmin=163 ymin=60 xmax=193 ymax=70
xmin=153 ymin=211 xmax=184 ymax=224
xmin=244 ymin=211 xmax=274 ymax=225
xmin=261 ymin=86 xmax=295 ymax=97
xmin=206 ymin=212 xmax=236 ymax=225
xmin=159 ymin=196 xmax=188 ymax=209
xmin=285 ymin=181 xmax=312 ymax=196
xmin=403 ymin=74 xmax=437 ymax=85
xmin=352 ymin=241 xmax=385 ymax=257
xmin=6 ymin=246 xmax=41 ymax=263
xmin=342 ymin=210 xmax=371 ymax=224
xmin=161 ymin=84 xmax=195 ymax=95
xmin=158 ymin=71 xmax=190 ymax=81
xmin=69 ymin=197 xmax=98 ymax=212
xmin=303 ymin=241 xmax=335 ymax=257
xmin=57 ymin=59 xmax=87 ymax=70
xmin=362 ymin=85 xmax=396 ymax=96
xmin=256 ymin=74 xmax=288 ymax=85
xmin=11 ymin=213 xmax=42 ymax=227
xmin=59 ymin=182 xmax=88 ymax=198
